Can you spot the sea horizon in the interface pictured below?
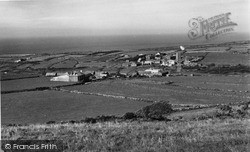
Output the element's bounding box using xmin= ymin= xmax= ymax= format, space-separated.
xmin=0 ymin=33 xmax=249 ymax=55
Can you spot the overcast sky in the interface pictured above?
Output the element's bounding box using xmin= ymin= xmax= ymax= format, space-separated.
xmin=0 ymin=0 xmax=249 ymax=38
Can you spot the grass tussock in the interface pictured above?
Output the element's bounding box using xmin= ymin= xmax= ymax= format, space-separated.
xmin=2 ymin=118 xmax=249 ymax=152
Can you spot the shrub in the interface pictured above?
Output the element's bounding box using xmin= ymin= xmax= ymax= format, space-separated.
xmin=46 ymin=121 xmax=56 ymax=124
xmin=83 ymin=117 xmax=97 ymax=123
xmin=136 ymin=101 xmax=173 ymax=119
xmin=122 ymin=112 xmax=137 ymax=120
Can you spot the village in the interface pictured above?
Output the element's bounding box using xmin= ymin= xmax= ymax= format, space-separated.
xmin=45 ymin=46 xmax=204 ymax=83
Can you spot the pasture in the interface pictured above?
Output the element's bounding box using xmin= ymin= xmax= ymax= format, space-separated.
xmin=64 ymin=75 xmax=250 ymax=105
xmin=1 ymin=77 xmax=75 ymax=92
xmin=200 ymin=52 xmax=250 ymax=65
xmin=1 ymin=90 xmax=150 ymax=124
xmin=51 ymin=59 xmax=78 ymax=69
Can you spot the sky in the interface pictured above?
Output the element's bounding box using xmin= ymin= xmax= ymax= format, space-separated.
xmin=0 ymin=0 xmax=249 ymax=38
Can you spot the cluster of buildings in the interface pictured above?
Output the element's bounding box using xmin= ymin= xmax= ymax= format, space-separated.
xmin=49 ymin=71 xmax=90 ymax=82
xmin=46 ymin=67 xmax=171 ymax=82
xmin=46 ymin=71 xmax=109 ymax=82
xmin=121 ymin=49 xmax=203 ymax=69
xmin=137 ymin=68 xmax=170 ymax=77
xmin=122 ymin=51 xmax=183 ymax=69
xmin=14 ymin=57 xmax=31 ymax=63
xmin=46 ymin=46 xmax=204 ymax=82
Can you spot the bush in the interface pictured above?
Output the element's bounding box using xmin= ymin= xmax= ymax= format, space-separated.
xmin=122 ymin=112 xmax=137 ymax=120
xmin=96 ymin=115 xmax=117 ymax=122
xmin=83 ymin=117 xmax=97 ymax=123
xmin=46 ymin=121 xmax=56 ymax=124
xmin=136 ymin=101 xmax=173 ymax=120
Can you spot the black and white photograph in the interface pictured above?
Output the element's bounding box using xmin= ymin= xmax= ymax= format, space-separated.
xmin=0 ymin=0 xmax=250 ymax=151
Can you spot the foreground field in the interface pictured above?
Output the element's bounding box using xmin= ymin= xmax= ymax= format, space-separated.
xmin=2 ymin=118 xmax=249 ymax=152
xmin=1 ymin=91 xmax=150 ymax=124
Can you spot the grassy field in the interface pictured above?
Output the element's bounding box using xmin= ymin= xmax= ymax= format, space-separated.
xmin=27 ymin=54 xmax=66 ymax=62
xmin=64 ymin=75 xmax=250 ymax=105
xmin=1 ymin=90 xmax=150 ymax=124
xmin=148 ymin=75 xmax=250 ymax=92
xmin=29 ymin=57 xmax=67 ymax=69
xmin=50 ymin=59 xmax=78 ymax=69
xmin=2 ymin=118 xmax=249 ymax=152
xmin=0 ymin=71 xmax=41 ymax=81
xmin=200 ymin=52 xmax=250 ymax=65
xmin=1 ymin=77 xmax=75 ymax=92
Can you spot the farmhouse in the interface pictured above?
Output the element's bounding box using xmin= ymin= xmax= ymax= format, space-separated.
xmin=160 ymin=59 xmax=176 ymax=67
xmin=68 ymin=72 xmax=85 ymax=82
xmin=50 ymin=72 xmax=85 ymax=82
xmin=45 ymin=72 xmax=68 ymax=77
xmin=51 ymin=74 xmax=70 ymax=82
xmin=94 ymin=71 xmax=109 ymax=79
xmin=137 ymin=68 xmax=164 ymax=77
xmin=119 ymin=68 xmax=138 ymax=77
xmin=145 ymin=68 xmax=161 ymax=73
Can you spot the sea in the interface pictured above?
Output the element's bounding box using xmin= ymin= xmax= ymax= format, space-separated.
xmin=0 ymin=34 xmax=248 ymax=55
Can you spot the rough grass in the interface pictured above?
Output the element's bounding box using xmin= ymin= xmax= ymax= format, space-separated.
xmin=2 ymin=118 xmax=249 ymax=152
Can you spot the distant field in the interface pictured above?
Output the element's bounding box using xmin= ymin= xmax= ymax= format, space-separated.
xmin=200 ymin=52 xmax=250 ymax=65
xmin=75 ymin=61 xmax=108 ymax=68
xmin=28 ymin=54 xmax=65 ymax=62
xmin=148 ymin=75 xmax=250 ymax=92
xmin=205 ymin=47 xmax=230 ymax=51
xmin=1 ymin=90 xmax=150 ymax=124
xmin=1 ymin=77 xmax=75 ymax=92
xmin=50 ymin=59 xmax=78 ymax=69
xmin=0 ymin=71 xmax=40 ymax=81
xmin=30 ymin=58 xmax=66 ymax=69
xmin=64 ymin=76 xmax=250 ymax=105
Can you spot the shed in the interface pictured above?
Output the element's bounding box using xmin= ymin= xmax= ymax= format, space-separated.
xmin=50 ymin=72 xmax=86 ymax=82
xmin=45 ymin=72 xmax=57 ymax=77
xmin=68 ymin=72 xmax=85 ymax=82
xmin=51 ymin=74 xmax=70 ymax=82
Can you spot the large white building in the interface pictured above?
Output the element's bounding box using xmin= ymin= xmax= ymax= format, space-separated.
xmin=50 ymin=72 xmax=85 ymax=82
